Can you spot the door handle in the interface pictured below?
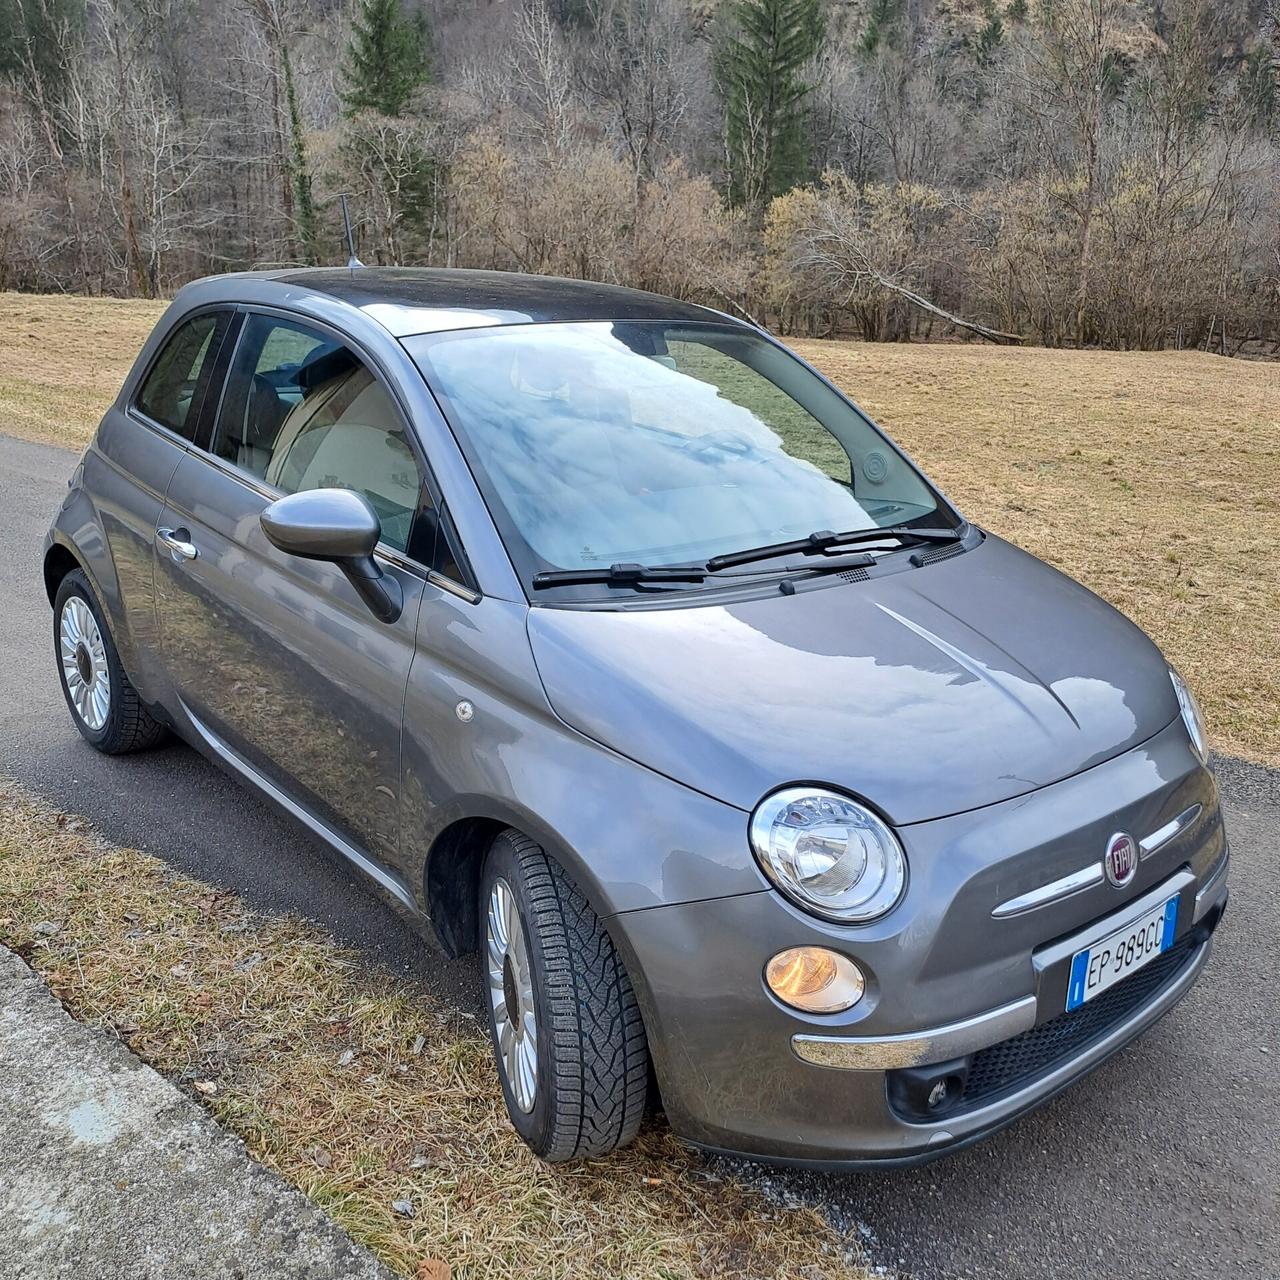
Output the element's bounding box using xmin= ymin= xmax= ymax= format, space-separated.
xmin=157 ymin=526 xmax=198 ymax=561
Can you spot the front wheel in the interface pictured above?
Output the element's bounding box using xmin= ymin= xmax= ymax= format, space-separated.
xmin=481 ymin=829 xmax=649 ymax=1161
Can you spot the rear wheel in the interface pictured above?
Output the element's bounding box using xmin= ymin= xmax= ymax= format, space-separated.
xmin=481 ymin=829 xmax=649 ymax=1161
xmin=53 ymin=569 xmax=167 ymax=755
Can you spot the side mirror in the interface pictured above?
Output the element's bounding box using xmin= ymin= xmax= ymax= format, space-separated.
xmin=260 ymin=488 xmax=403 ymax=624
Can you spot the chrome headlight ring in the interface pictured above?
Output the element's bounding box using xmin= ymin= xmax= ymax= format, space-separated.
xmin=749 ymin=786 xmax=907 ymax=924
xmin=1169 ymin=667 xmax=1209 ymax=765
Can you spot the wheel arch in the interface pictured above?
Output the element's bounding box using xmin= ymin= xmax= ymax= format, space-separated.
xmin=44 ymin=480 xmax=150 ymax=695
xmin=420 ymin=803 xmax=629 ymax=962
xmin=43 ymin=494 xmax=123 ymax=638
xmin=421 ymin=805 xmax=663 ymax=1107
xmin=43 ymin=539 xmax=87 ymax=606
xmin=422 ymin=815 xmax=509 ymax=957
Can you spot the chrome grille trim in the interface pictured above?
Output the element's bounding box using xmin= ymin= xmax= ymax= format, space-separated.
xmin=1139 ymin=804 xmax=1202 ymax=859
xmin=993 ymin=804 xmax=1204 ymax=918
xmin=991 ymin=864 xmax=1104 ymax=919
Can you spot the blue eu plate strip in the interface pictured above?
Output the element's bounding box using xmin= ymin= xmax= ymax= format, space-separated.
xmin=1067 ymin=949 xmax=1091 ymax=1011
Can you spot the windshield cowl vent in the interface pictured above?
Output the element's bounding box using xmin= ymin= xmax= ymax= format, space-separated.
xmin=910 ymin=542 xmax=966 ymax=568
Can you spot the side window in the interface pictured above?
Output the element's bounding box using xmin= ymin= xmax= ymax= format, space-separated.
xmin=214 ymin=314 xmax=424 ymax=554
xmin=419 ymin=504 xmax=471 ymax=587
xmin=135 ymin=311 xmax=226 ymax=439
xmin=433 ymin=522 xmax=466 ymax=583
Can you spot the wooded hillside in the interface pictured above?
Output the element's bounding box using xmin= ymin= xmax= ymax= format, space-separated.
xmin=2 ymin=0 xmax=1277 ymax=350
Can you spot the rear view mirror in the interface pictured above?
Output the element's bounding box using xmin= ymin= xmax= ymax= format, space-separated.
xmin=260 ymin=488 xmax=402 ymax=623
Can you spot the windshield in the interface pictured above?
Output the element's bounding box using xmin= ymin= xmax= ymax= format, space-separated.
xmin=406 ymin=321 xmax=960 ymax=594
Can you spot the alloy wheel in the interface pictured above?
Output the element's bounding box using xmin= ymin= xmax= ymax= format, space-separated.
xmin=486 ymin=876 xmax=538 ymax=1113
xmin=59 ymin=596 xmax=111 ymax=732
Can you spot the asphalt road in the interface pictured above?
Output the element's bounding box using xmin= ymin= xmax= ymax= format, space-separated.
xmin=3 ymin=431 xmax=1277 ymax=1280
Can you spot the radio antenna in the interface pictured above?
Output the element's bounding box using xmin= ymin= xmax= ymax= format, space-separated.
xmin=339 ymin=194 xmax=364 ymax=269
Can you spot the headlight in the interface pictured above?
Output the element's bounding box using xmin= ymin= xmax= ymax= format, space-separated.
xmin=749 ymin=787 xmax=906 ymax=923
xmin=1169 ymin=667 xmax=1209 ymax=764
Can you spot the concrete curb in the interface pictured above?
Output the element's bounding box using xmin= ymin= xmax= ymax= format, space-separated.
xmin=0 ymin=946 xmax=397 ymax=1280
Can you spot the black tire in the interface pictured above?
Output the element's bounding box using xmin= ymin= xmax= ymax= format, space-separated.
xmin=53 ymin=569 xmax=168 ymax=755
xmin=480 ymin=829 xmax=649 ymax=1161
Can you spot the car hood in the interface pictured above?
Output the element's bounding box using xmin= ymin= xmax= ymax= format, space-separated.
xmin=526 ymin=535 xmax=1181 ymax=825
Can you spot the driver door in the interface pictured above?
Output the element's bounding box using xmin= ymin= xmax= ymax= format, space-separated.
xmin=154 ymin=311 xmax=429 ymax=870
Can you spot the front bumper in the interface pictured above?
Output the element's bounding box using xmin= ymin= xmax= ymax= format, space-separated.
xmin=715 ymin=918 xmax=1220 ymax=1171
xmin=609 ymin=721 xmax=1228 ymax=1167
xmin=792 ymin=854 xmax=1228 ymax=1074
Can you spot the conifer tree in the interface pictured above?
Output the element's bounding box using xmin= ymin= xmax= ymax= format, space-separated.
xmin=715 ymin=0 xmax=825 ymax=208
xmin=341 ymin=0 xmax=431 ymax=118
xmin=975 ymin=0 xmax=1005 ymax=63
xmin=860 ymin=0 xmax=901 ymax=54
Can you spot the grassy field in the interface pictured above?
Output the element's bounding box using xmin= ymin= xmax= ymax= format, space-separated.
xmin=2 ymin=290 xmax=1276 ymax=768
xmin=0 ymin=293 xmax=166 ymax=448
xmin=0 ymin=781 xmax=868 ymax=1280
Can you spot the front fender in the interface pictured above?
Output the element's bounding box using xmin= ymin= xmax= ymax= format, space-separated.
xmin=400 ymin=595 xmax=767 ymax=926
xmin=405 ymin=742 xmax=766 ymax=924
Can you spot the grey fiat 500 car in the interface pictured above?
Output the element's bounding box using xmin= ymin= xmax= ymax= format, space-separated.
xmin=44 ymin=268 xmax=1229 ymax=1168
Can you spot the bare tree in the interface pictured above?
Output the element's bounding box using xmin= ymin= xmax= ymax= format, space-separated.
xmin=1007 ymin=0 xmax=1126 ymax=343
xmin=514 ymin=0 xmax=578 ymax=159
xmin=577 ymin=0 xmax=694 ymax=183
xmin=767 ymin=175 xmax=1024 ymax=342
xmin=238 ymin=0 xmax=318 ymax=263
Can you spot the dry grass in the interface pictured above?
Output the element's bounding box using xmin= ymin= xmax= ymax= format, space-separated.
xmin=0 ymin=779 xmax=868 ymax=1280
xmin=0 ymin=292 xmax=166 ymax=449
xmin=0 ymin=291 xmax=1275 ymax=764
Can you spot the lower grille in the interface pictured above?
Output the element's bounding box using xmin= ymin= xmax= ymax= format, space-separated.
xmin=887 ymin=934 xmax=1204 ymax=1122
xmin=958 ymin=935 xmax=1200 ymax=1111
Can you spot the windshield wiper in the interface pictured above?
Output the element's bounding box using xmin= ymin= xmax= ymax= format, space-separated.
xmin=532 ymin=552 xmax=886 ymax=591
xmin=704 ymin=525 xmax=963 ymax=572
xmin=531 ymin=562 xmax=708 ymax=589
xmin=531 ymin=526 xmax=964 ymax=591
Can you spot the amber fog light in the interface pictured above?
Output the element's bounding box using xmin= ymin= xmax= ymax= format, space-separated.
xmin=765 ymin=947 xmax=865 ymax=1013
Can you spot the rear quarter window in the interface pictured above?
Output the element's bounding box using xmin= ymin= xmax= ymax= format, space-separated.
xmin=135 ymin=312 xmax=226 ymax=439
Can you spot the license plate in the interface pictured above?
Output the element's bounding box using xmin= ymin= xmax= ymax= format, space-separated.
xmin=1065 ymin=896 xmax=1179 ymax=1012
